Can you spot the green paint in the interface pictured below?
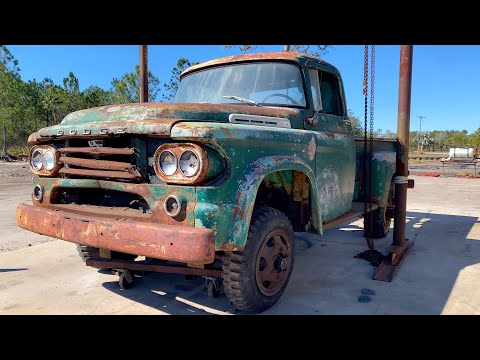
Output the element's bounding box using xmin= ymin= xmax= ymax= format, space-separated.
xmin=263 ymin=170 xmax=293 ymax=195
xmin=27 ymin=52 xmax=397 ymax=255
xmin=132 ymin=135 xmax=148 ymax=178
xmin=353 ymin=139 xmax=397 ymax=207
xmin=203 ymin=147 xmax=224 ymax=181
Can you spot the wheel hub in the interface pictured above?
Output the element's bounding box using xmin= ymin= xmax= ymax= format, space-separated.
xmin=256 ymin=230 xmax=292 ymax=296
xmin=275 ymin=255 xmax=287 ymax=272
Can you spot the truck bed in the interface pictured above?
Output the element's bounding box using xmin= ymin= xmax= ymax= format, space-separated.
xmin=353 ymin=137 xmax=398 ymax=206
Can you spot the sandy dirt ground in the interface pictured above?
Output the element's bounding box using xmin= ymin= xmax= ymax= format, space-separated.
xmin=0 ymin=161 xmax=55 ymax=253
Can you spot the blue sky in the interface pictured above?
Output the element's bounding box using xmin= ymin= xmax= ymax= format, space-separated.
xmin=7 ymin=45 xmax=480 ymax=133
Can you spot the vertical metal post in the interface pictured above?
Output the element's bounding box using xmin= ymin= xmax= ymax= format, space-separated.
xmin=139 ymin=45 xmax=148 ymax=103
xmin=392 ymin=45 xmax=413 ymax=249
xmin=373 ymin=45 xmax=414 ymax=282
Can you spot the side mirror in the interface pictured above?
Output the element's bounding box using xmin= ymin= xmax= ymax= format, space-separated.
xmin=305 ymin=116 xmax=318 ymax=126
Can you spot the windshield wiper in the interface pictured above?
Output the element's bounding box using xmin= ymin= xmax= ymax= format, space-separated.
xmin=222 ymin=95 xmax=260 ymax=106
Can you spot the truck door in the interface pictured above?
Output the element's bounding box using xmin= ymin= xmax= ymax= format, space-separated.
xmin=305 ymin=67 xmax=356 ymax=222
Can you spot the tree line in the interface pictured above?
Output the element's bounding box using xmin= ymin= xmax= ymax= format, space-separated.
xmin=348 ymin=111 xmax=480 ymax=153
xmin=0 ymin=45 xmax=195 ymax=155
xmin=2 ymin=45 xmax=480 ymax=156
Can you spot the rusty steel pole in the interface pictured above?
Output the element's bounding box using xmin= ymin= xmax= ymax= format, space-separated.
xmin=392 ymin=45 xmax=413 ymax=248
xmin=139 ymin=45 xmax=148 ymax=103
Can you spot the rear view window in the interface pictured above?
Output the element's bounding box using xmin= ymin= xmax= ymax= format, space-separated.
xmin=320 ymin=72 xmax=343 ymax=116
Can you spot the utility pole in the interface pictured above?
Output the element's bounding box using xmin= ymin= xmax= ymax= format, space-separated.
xmin=139 ymin=45 xmax=149 ymax=103
xmin=417 ymin=115 xmax=426 ymax=153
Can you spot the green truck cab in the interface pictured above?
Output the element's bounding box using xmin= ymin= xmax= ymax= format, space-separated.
xmin=17 ymin=51 xmax=397 ymax=312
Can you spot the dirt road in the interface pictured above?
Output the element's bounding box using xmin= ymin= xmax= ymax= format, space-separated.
xmin=0 ymin=162 xmax=55 ymax=253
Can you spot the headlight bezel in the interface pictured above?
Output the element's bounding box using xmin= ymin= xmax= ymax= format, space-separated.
xmin=29 ymin=145 xmax=61 ymax=176
xmin=153 ymin=143 xmax=208 ymax=184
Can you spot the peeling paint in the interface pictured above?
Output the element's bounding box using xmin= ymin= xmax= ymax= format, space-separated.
xmin=106 ymin=106 xmax=122 ymax=113
xmin=307 ymin=137 xmax=316 ymax=161
xmin=318 ymin=168 xmax=342 ymax=219
xmin=373 ymin=151 xmax=396 ymax=163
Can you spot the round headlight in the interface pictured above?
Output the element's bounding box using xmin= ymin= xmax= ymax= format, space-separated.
xmin=31 ymin=149 xmax=43 ymax=170
xmin=179 ymin=150 xmax=200 ymax=177
xmin=159 ymin=150 xmax=177 ymax=176
xmin=42 ymin=149 xmax=56 ymax=171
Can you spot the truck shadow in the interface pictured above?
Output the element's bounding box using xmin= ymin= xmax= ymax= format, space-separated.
xmin=102 ymin=210 xmax=480 ymax=315
xmin=282 ymin=210 xmax=480 ymax=314
xmin=102 ymin=273 xmax=233 ymax=315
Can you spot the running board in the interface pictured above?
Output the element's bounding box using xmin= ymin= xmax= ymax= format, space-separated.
xmin=323 ymin=202 xmax=378 ymax=230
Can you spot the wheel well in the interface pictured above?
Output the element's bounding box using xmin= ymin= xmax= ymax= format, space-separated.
xmin=254 ymin=170 xmax=313 ymax=232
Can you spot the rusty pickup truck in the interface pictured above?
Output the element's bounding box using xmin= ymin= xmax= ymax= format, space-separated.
xmin=17 ymin=51 xmax=397 ymax=313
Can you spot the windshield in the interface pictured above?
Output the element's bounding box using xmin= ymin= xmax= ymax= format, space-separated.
xmin=175 ymin=62 xmax=307 ymax=108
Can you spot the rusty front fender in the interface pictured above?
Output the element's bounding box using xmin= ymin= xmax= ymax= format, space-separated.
xmin=172 ymin=122 xmax=322 ymax=251
xmin=222 ymin=156 xmax=320 ymax=251
xmin=233 ymin=156 xmax=321 ymax=248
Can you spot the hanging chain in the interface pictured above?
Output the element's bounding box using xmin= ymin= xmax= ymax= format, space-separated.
xmin=370 ymin=45 xmax=375 ymax=152
xmin=366 ymin=45 xmax=376 ymax=251
xmin=363 ymin=45 xmax=369 ymax=247
xmin=370 ymin=45 xmax=375 ymax=150
xmin=363 ymin=45 xmax=375 ymax=251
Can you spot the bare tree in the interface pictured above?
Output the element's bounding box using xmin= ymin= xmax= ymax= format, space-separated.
xmin=225 ymin=45 xmax=331 ymax=56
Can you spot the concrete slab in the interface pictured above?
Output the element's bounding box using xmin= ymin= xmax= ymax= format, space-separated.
xmin=1 ymin=175 xmax=480 ymax=314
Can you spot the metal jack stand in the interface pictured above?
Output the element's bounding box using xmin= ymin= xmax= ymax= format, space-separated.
xmin=373 ymin=175 xmax=415 ymax=281
xmin=374 ymin=45 xmax=415 ymax=282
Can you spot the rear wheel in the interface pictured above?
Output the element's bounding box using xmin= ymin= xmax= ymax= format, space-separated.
xmin=364 ymin=182 xmax=394 ymax=239
xmin=222 ymin=206 xmax=295 ymax=313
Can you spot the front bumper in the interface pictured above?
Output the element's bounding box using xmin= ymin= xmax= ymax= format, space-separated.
xmin=16 ymin=203 xmax=215 ymax=264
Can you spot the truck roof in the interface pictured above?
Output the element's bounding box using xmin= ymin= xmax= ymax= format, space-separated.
xmin=181 ymin=51 xmax=338 ymax=77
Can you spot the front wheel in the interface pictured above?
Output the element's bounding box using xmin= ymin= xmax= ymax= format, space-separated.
xmin=222 ymin=206 xmax=295 ymax=313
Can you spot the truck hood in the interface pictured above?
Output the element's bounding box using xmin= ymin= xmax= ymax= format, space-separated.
xmin=33 ymin=103 xmax=302 ymax=143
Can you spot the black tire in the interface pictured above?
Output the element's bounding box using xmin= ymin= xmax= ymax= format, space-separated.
xmin=76 ymin=244 xmax=137 ymax=262
xmin=222 ymin=206 xmax=295 ymax=313
xmin=364 ymin=182 xmax=394 ymax=239
xmin=119 ymin=270 xmax=135 ymax=290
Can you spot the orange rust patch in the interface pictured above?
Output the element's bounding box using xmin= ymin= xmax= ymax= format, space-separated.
xmin=182 ymin=51 xmax=323 ymax=77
